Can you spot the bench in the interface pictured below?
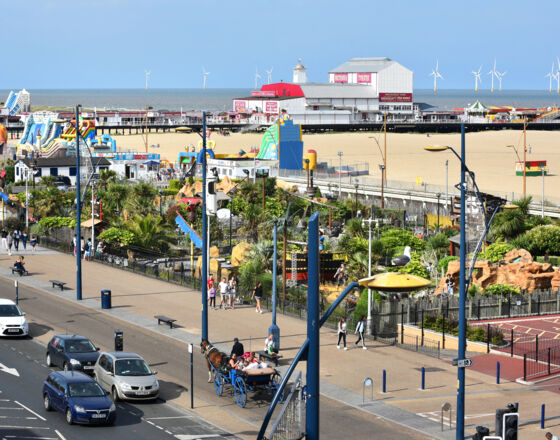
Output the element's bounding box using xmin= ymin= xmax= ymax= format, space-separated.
xmin=49 ymin=280 xmax=66 ymax=291
xmin=11 ymin=266 xmax=28 ymax=276
xmin=154 ymin=315 xmax=176 ymax=329
xmin=256 ymin=350 xmax=282 ymax=367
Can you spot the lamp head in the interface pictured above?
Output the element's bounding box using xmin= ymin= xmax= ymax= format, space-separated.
xmin=424 ymin=145 xmax=449 ymax=152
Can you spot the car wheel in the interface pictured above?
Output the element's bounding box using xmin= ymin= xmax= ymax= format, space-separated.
xmin=63 ymin=362 xmax=69 ymax=372
xmin=43 ymin=394 xmax=52 ymax=411
xmin=46 ymin=353 xmax=53 ymax=367
xmin=65 ymin=408 xmax=73 ymax=425
xmin=111 ymin=387 xmax=120 ymax=402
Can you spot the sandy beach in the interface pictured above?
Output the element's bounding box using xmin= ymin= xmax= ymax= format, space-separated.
xmin=111 ymin=129 xmax=560 ymax=204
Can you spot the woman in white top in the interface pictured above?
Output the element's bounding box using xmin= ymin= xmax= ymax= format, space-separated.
xmin=218 ymin=277 xmax=229 ymax=309
xmin=337 ymin=317 xmax=347 ymax=350
xmin=228 ymin=277 xmax=237 ymax=309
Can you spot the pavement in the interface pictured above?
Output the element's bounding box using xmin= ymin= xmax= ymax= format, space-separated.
xmin=2 ymin=246 xmax=560 ymax=438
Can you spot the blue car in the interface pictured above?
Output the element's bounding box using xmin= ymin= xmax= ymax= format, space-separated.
xmin=43 ymin=371 xmax=116 ymax=425
xmin=46 ymin=334 xmax=100 ymax=374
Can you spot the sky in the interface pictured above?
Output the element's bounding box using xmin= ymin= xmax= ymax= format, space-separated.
xmin=2 ymin=0 xmax=560 ymax=90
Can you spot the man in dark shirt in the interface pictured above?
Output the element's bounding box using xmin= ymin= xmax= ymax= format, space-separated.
xmin=231 ymin=337 xmax=244 ymax=357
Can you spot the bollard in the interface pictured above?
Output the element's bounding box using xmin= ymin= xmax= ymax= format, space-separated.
xmin=510 ymin=329 xmax=514 ymax=357
xmin=496 ymin=362 xmax=500 ymax=384
xmin=541 ymin=404 xmax=545 ymax=429
xmin=421 ymin=367 xmax=425 ymax=390
xmin=382 ymin=369 xmax=386 ymax=394
xmin=523 ymin=354 xmax=527 ymax=381
xmin=548 ymin=347 xmax=551 ymax=376
xmin=536 ymin=334 xmax=539 ymax=365
xmin=487 ymin=323 xmax=490 ymax=353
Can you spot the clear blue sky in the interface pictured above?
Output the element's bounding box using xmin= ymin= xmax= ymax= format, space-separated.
xmin=3 ymin=0 xmax=559 ymax=90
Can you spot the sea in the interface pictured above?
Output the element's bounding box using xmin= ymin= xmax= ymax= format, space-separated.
xmin=2 ymin=88 xmax=560 ymax=112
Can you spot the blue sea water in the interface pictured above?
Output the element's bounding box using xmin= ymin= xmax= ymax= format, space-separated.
xmin=2 ymin=88 xmax=560 ymax=112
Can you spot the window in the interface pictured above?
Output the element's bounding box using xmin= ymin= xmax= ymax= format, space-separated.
xmin=50 ymin=168 xmax=58 ymax=176
xmin=69 ymin=167 xmax=76 ymax=176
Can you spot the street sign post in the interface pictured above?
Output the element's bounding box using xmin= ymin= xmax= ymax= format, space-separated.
xmin=188 ymin=343 xmax=194 ymax=409
xmin=452 ymin=358 xmax=473 ymax=368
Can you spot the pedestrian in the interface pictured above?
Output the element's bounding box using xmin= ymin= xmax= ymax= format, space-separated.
xmin=252 ymin=281 xmax=263 ymax=314
xmin=218 ymin=277 xmax=228 ymax=309
xmin=207 ymin=274 xmax=216 ymax=309
xmin=545 ymin=433 xmax=559 ymax=440
xmin=231 ymin=337 xmax=244 ymax=358
xmin=30 ymin=234 xmax=37 ymax=252
xmin=22 ymin=230 xmax=28 ymax=250
xmin=80 ymin=237 xmax=85 ymax=258
xmin=445 ymin=274 xmax=455 ymax=296
xmin=84 ymin=238 xmax=92 ymax=261
xmin=1 ymin=229 xmax=7 ymax=251
xmin=72 ymin=234 xmax=77 ymax=256
xmin=7 ymin=231 xmax=13 ymax=256
xmin=228 ymin=276 xmax=237 ymax=309
xmin=13 ymin=230 xmax=20 ymax=251
xmin=354 ymin=316 xmax=366 ymax=350
xmin=336 ymin=317 xmax=348 ymax=350
xmin=334 ymin=263 xmax=346 ymax=287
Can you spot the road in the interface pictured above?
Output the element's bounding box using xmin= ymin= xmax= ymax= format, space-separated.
xmin=0 ymin=277 xmax=430 ymax=439
xmin=0 ymin=335 xmax=234 ymax=440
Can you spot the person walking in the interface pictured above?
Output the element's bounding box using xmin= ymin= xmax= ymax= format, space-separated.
xmin=7 ymin=231 xmax=13 ymax=256
xmin=13 ymin=230 xmax=20 ymax=251
xmin=334 ymin=263 xmax=347 ymax=287
xmin=1 ymin=229 xmax=7 ymax=251
xmin=84 ymin=238 xmax=92 ymax=261
xmin=30 ymin=234 xmax=37 ymax=252
xmin=218 ymin=277 xmax=228 ymax=309
xmin=228 ymin=276 xmax=237 ymax=309
xmin=22 ymin=230 xmax=28 ymax=250
xmin=72 ymin=234 xmax=77 ymax=256
xmin=252 ymin=281 xmax=263 ymax=314
xmin=445 ymin=274 xmax=455 ymax=296
xmin=337 ymin=317 xmax=348 ymax=350
xmin=354 ymin=316 xmax=367 ymax=349
xmin=207 ymin=274 xmax=216 ymax=309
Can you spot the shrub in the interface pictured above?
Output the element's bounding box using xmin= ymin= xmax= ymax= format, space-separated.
xmin=98 ymin=227 xmax=135 ymax=247
xmin=169 ymin=179 xmax=181 ymax=191
xmin=479 ymin=242 xmax=514 ymax=263
xmin=484 ymin=284 xmax=520 ymax=296
xmin=354 ymin=288 xmax=368 ymax=318
xmin=380 ymin=229 xmax=426 ymax=251
xmin=161 ymin=188 xmax=179 ymax=196
xmin=38 ymin=216 xmax=77 ymax=230
xmin=438 ymin=256 xmax=458 ymax=274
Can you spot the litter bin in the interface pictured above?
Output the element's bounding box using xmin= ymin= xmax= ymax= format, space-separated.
xmin=101 ymin=289 xmax=111 ymax=309
xmin=114 ymin=330 xmax=123 ymax=351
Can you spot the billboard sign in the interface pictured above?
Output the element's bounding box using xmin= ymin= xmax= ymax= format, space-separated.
xmin=379 ymin=93 xmax=413 ymax=102
xmin=251 ymin=90 xmax=276 ymax=97
xmin=265 ymin=101 xmax=278 ymax=113
xmin=333 ymin=73 xmax=348 ymax=83
xmin=357 ymin=73 xmax=372 ymax=83
xmin=234 ymin=100 xmax=248 ymax=112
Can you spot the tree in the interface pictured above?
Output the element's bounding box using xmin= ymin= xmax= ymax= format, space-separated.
xmin=126 ymin=214 xmax=174 ymax=252
xmin=126 ymin=182 xmax=157 ymax=216
xmin=97 ymin=169 xmax=118 ymax=191
xmin=102 ymin=183 xmax=130 ymax=217
xmin=238 ymin=203 xmax=262 ymax=242
xmin=489 ymin=196 xmax=532 ymax=241
xmin=40 ymin=176 xmax=58 ymax=187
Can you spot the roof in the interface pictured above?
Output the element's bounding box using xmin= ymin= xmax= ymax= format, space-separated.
xmin=52 ymin=371 xmax=93 ymax=382
xmin=330 ymin=57 xmax=395 ymax=73
xmin=260 ymin=83 xmax=305 ymax=98
xmin=105 ymin=352 xmax=142 ymax=359
xmin=0 ymin=298 xmax=16 ymax=305
xmin=21 ymin=157 xmax=111 ymax=168
xmin=53 ymin=334 xmax=90 ymax=340
xmin=300 ymin=83 xmax=378 ymax=99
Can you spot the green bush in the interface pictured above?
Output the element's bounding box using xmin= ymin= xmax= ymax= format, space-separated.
xmin=380 ymin=228 xmax=426 ymax=251
xmin=161 ymin=188 xmax=179 ymax=196
xmin=438 ymin=256 xmax=458 ymax=274
xmin=38 ymin=216 xmax=77 ymax=230
xmin=98 ymin=227 xmax=135 ymax=247
xmin=479 ymin=242 xmax=513 ymax=262
xmin=484 ymin=284 xmax=520 ymax=296
xmin=512 ymin=225 xmax=560 ymax=257
xmin=536 ymin=256 xmax=560 ymax=266
xmin=354 ymin=288 xmax=368 ymax=318
xmin=168 ymin=179 xmax=181 ymax=191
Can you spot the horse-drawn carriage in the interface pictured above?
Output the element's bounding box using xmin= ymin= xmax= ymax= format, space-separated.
xmin=201 ymin=340 xmax=283 ymax=408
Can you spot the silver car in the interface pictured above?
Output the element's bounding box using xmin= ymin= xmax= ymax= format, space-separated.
xmin=93 ymin=352 xmax=159 ymax=401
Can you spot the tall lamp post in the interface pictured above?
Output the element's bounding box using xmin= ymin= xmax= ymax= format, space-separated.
xmin=201 ymin=111 xmax=208 ymax=341
xmin=362 ymin=217 xmax=375 ymax=335
xmin=354 ymin=181 xmax=359 ymax=217
xmin=75 ymin=105 xmax=83 ymax=301
xmin=337 ymin=151 xmax=343 ymax=199
xmin=268 ymin=222 xmax=280 ymax=349
xmin=539 ymin=165 xmax=545 ymax=217
xmin=379 ymin=164 xmax=385 ymax=209
xmin=425 ymin=124 xmax=468 ymax=440
xmin=436 ymin=192 xmax=441 ymax=232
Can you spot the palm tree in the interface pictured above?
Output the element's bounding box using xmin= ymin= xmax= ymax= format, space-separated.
xmin=490 ymin=196 xmax=532 ymax=241
xmin=97 ymin=169 xmax=118 ymax=192
xmin=127 ymin=182 xmax=157 ymax=216
xmin=239 ymin=203 xmax=262 ymax=242
xmin=126 ymin=214 xmax=174 ymax=252
xmin=40 ymin=176 xmax=57 ymax=187
xmin=247 ymin=241 xmax=274 ymax=272
xmin=103 ymin=183 xmax=130 ymax=217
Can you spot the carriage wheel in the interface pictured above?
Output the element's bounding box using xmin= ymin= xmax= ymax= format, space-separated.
xmin=234 ymin=376 xmax=247 ymax=408
xmin=214 ymin=373 xmax=224 ymax=397
xmin=271 ymin=372 xmax=284 ymax=402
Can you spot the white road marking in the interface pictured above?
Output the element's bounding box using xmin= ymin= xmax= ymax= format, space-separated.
xmin=55 ymin=429 xmax=67 ymax=440
xmin=3 ymin=436 xmax=57 ymax=439
xmin=145 ymin=416 xmax=193 ymax=420
xmin=175 ymin=436 xmax=221 ymax=440
xmin=0 ymin=425 xmax=50 ymax=429
xmin=0 ymin=416 xmax=37 ymax=419
xmin=0 ymin=407 xmax=23 ymax=410
xmin=0 ymin=363 xmax=19 ymax=377
xmin=15 ymin=401 xmax=47 ymax=421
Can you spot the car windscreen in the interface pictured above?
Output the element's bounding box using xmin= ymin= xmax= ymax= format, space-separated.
xmin=68 ymin=382 xmax=106 ymax=397
xmin=66 ymin=339 xmax=96 ymax=353
xmin=115 ymin=359 xmax=152 ymax=376
xmin=0 ymin=305 xmax=22 ymax=317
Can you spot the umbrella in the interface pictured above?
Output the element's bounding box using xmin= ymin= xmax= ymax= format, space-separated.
xmin=144 ymin=160 xmax=160 ymax=166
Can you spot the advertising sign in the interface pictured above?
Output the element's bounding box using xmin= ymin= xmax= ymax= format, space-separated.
xmin=234 ymin=100 xmax=247 ymax=112
xmin=357 ymin=73 xmax=371 ymax=83
xmin=333 ymin=73 xmax=348 ymax=83
xmin=379 ymin=93 xmax=413 ymax=102
xmin=265 ymin=101 xmax=278 ymax=113
xmin=251 ymin=90 xmax=276 ymax=97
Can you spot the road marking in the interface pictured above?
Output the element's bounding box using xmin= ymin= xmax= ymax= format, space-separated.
xmin=3 ymin=436 xmax=57 ymax=439
xmin=15 ymin=401 xmax=47 ymax=421
xmin=0 ymin=416 xmax=37 ymax=419
xmin=55 ymin=429 xmax=68 ymax=440
xmin=175 ymin=436 xmax=222 ymax=440
xmin=0 ymin=363 xmax=19 ymax=377
xmin=0 ymin=407 xmax=23 ymax=410
xmin=146 ymin=416 xmax=193 ymax=420
xmin=0 ymin=425 xmax=50 ymax=429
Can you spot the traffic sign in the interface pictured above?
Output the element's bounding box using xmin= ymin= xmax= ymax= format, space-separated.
xmin=452 ymin=358 xmax=473 ymax=367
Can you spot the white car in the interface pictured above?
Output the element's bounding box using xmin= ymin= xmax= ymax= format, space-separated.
xmin=0 ymin=299 xmax=28 ymax=337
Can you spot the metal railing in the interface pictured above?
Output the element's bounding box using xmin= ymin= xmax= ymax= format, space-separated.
xmin=267 ymin=372 xmax=304 ymax=440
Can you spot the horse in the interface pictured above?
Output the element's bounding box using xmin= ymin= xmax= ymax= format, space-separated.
xmin=200 ymin=339 xmax=228 ymax=383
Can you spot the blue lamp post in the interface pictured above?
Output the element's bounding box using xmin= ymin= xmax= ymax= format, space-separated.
xmin=268 ymin=222 xmax=280 ymax=349
xmin=75 ymin=105 xmax=82 ymax=301
xmin=201 ymin=111 xmax=208 ymax=341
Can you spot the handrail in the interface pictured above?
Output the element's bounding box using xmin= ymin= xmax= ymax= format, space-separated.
xmin=268 ymin=371 xmax=303 ymax=437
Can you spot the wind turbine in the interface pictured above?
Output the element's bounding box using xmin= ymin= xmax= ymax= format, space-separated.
xmin=472 ymin=66 xmax=482 ymax=91
xmin=488 ymin=60 xmax=498 ymax=92
xmin=254 ymin=67 xmax=262 ymax=90
xmin=496 ymin=70 xmax=506 ymax=91
xmin=266 ymin=67 xmax=273 ymax=84
xmin=545 ymin=62 xmax=555 ymax=92
xmin=429 ymin=60 xmax=443 ymax=93
xmin=145 ymin=70 xmax=151 ymax=90
xmin=202 ymin=67 xmax=210 ymax=89
xmin=556 ymin=57 xmax=560 ymax=94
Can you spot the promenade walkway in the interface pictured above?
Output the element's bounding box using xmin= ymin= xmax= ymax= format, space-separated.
xmin=2 ymin=247 xmax=559 ymax=438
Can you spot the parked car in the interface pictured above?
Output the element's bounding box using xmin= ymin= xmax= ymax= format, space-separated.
xmin=56 ymin=175 xmax=72 ymax=191
xmin=43 ymin=371 xmax=116 ymax=425
xmin=46 ymin=334 xmax=100 ymax=374
xmin=0 ymin=299 xmax=28 ymax=337
xmin=93 ymin=352 xmax=159 ymax=401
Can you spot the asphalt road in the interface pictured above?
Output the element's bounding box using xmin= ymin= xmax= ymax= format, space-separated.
xmin=0 ymin=336 xmax=234 ymax=440
xmin=0 ymin=276 xmax=430 ymax=439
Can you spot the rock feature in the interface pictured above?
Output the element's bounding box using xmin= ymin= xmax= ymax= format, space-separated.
xmin=437 ymin=249 xmax=559 ymax=294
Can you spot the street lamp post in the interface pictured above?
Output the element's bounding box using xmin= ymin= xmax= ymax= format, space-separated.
xmin=436 ymin=192 xmax=441 ymax=232
xmin=540 ymin=166 xmax=545 ymax=217
xmin=201 ymin=111 xmax=208 ymax=341
xmin=24 ymin=169 xmax=29 ymax=231
xmin=379 ymin=164 xmax=385 ymax=209
xmin=362 ymin=217 xmax=375 ymax=335
xmin=337 ymin=151 xmax=343 ymax=199
xmin=268 ymin=222 xmax=280 ymax=349
xmin=354 ymin=182 xmax=359 ymax=217
xmin=75 ymin=105 xmax=83 ymax=301
xmin=445 ymin=159 xmax=449 ymax=212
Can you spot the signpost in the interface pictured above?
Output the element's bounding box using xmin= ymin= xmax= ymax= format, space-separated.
xmin=188 ymin=343 xmax=194 ymax=409
xmin=452 ymin=358 xmax=473 ymax=368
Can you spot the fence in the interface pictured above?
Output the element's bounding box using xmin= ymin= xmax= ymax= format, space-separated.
xmin=267 ymin=372 xmax=304 ymax=440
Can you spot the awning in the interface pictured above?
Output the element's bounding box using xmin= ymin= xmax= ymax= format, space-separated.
xmin=144 ymin=160 xmax=160 ymax=166
xmin=80 ymin=218 xmax=102 ymax=228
